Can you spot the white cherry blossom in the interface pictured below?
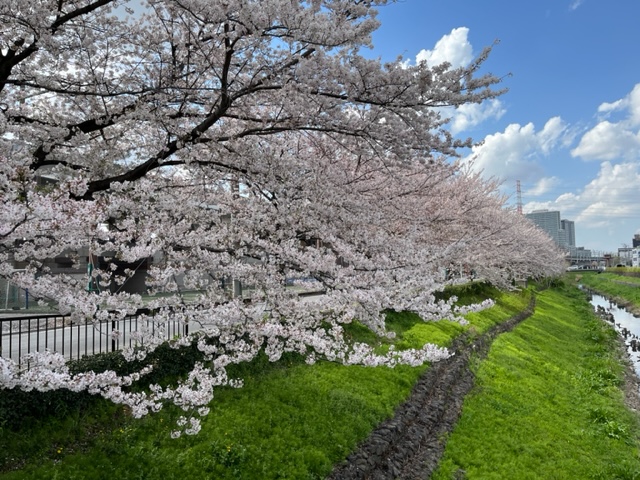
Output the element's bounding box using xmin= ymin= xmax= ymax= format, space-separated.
xmin=0 ymin=0 xmax=564 ymax=435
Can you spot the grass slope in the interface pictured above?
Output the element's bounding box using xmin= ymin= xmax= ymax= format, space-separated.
xmin=432 ymin=285 xmax=640 ymax=480
xmin=0 ymin=284 xmax=529 ymax=479
xmin=570 ymin=272 xmax=640 ymax=314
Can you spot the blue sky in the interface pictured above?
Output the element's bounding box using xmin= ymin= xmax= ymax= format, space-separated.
xmin=367 ymin=0 xmax=640 ymax=253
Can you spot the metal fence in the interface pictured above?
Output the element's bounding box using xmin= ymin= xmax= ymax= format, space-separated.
xmin=0 ymin=311 xmax=188 ymax=366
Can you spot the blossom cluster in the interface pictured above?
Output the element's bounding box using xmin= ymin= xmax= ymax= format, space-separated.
xmin=0 ymin=0 xmax=565 ymax=436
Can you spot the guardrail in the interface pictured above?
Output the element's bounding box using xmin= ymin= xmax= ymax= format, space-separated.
xmin=1 ymin=311 xmax=188 ymax=366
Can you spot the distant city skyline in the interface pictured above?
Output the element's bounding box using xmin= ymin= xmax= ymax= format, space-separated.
xmin=523 ymin=209 xmax=640 ymax=258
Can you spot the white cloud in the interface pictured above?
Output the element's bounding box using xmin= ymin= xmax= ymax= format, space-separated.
xmin=629 ymin=83 xmax=640 ymax=126
xmin=463 ymin=116 xmax=570 ymax=183
xmin=411 ymin=28 xmax=505 ymax=134
xmin=449 ymin=99 xmax=506 ymax=134
xmin=415 ymin=27 xmax=473 ymax=69
xmin=576 ymin=169 xmax=638 ymax=226
xmin=525 ymin=177 xmax=560 ymax=197
xmin=569 ymin=0 xmax=584 ymax=10
xmin=573 ymin=83 xmax=640 ymax=161
xmin=571 ymin=121 xmax=640 ymax=161
xmin=524 ymin=161 xmax=640 ymax=225
xmin=521 ymin=161 xmax=640 ymax=251
xmin=538 ymin=116 xmax=570 ymax=154
xmin=598 ymin=99 xmax=626 ymax=115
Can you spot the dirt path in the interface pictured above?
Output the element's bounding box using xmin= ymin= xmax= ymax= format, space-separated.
xmin=326 ymin=297 xmax=536 ymax=480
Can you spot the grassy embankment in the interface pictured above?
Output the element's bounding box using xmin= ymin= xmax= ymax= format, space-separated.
xmin=568 ymin=270 xmax=640 ymax=315
xmin=0 ymin=283 xmax=528 ymax=479
xmin=432 ymin=282 xmax=640 ymax=480
xmin=3 ymin=281 xmax=640 ymax=479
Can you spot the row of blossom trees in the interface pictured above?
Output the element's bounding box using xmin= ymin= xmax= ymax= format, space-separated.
xmin=0 ymin=0 xmax=564 ymax=434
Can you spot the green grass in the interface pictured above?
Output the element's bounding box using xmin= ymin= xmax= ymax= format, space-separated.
xmin=432 ymin=284 xmax=640 ymax=480
xmin=608 ymin=267 xmax=640 ymax=277
xmin=3 ymin=363 xmax=423 ymax=480
xmin=7 ymin=283 xmax=638 ymax=479
xmin=569 ymin=272 xmax=640 ymax=308
xmin=0 ymin=283 xmax=526 ymax=479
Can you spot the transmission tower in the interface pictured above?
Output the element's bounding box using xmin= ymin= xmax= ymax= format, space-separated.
xmin=516 ymin=180 xmax=523 ymax=215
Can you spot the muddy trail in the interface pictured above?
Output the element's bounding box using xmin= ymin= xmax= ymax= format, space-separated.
xmin=327 ymin=296 xmax=536 ymax=480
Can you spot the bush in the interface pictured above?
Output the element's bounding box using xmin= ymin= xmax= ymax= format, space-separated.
xmin=0 ymin=387 xmax=97 ymax=431
xmin=0 ymin=339 xmax=205 ymax=430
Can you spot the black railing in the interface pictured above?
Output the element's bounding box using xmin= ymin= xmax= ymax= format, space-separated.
xmin=0 ymin=312 xmax=188 ymax=366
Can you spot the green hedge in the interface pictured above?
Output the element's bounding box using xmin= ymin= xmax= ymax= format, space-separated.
xmin=0 ymin=339 xmax=205 ymax=431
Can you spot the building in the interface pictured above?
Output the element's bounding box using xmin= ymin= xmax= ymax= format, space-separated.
xmin=568 ymin=246 xmax=592 ymax=261
xmin=525 ymin=210 xmax=597 ymax=264
xmin=618 ymin=247 xmax=633 ymax=266
xmin=526 ymin=210 xmax=563 ymax=246
xmin=526 ymin=210 xmax=576 ymax=250
xmin=560 ymin=219 xmax=576 ymax=247
xmin=633 ymin=234 xmax=640 ymax=248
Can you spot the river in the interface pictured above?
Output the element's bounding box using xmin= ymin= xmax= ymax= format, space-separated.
xmin=588 ymin=290 xmax=640 ymax=377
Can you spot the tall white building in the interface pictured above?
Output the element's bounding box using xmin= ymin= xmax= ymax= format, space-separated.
xmin=525 ymin=210 xmax=577 ymax=251
xmin=525 ymin=210 xmax=562 ymax=245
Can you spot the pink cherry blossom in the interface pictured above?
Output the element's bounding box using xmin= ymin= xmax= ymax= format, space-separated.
xmin=0 ymin=0 xmax=564 ymax=435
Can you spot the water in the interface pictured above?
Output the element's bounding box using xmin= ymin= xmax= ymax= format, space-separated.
xmin=587 ymin=291 xmax=640 ymax=377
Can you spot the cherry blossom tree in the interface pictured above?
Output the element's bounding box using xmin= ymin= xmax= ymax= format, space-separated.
xmin=423 ymin=167 xmax=566 ymax=285
xmin=0 ymin=0 xmax=564 ymax=434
